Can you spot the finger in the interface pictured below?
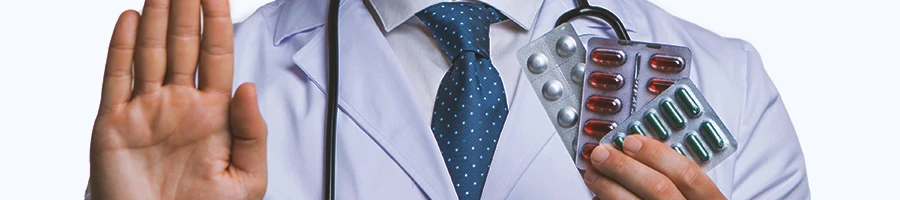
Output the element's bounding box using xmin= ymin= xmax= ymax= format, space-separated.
xmin=229 ymin=83 xmax=267 ymax=176
xmin=197 ymin=0 xmax=234 ymax=94
xmin=165 ymin=0 xmax=201 ymax=86
xmin=590 ymin=145 xmax=685 ymax=199
xmin=583 ymin=168 xmax=639 ymax=200
xmin=100 ymin=10 xmax=140 ymax=113
xmin=133 ymin=0 xmax=170 ymax=94
xmin=620 ymin=135 xmax=726 ymax=199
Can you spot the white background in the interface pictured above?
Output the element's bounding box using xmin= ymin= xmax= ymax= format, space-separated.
xmin=0 ymin=0 xmax=896 ymax=199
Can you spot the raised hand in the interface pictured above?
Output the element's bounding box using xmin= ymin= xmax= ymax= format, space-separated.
xmin=89 ymin=0 xmax=267 ymax=199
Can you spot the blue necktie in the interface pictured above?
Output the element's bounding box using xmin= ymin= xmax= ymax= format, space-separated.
xmin=417 ymin=3 xmax=509 ymax=199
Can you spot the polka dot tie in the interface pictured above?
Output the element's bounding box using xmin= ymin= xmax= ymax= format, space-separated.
xmin=417 ymin=3 xmax=509 ymax=199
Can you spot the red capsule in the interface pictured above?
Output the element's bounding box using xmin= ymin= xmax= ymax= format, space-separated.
xmin=583 ymin=120 xmax=618 ymax=137
xmin=591 ymin=48 xmax=626 ymax=66
xmin=648 ymin=78 xmax=676 ymax=94
xmin=650 ymin=54 xmax=685 ymax=72
xmin=588 ymin=72 xmax=624 ymax=90
xmin=582 ymin=143 xmax=599 ymax=160
xmin=586 ymin=96 xmax=622 ymax=114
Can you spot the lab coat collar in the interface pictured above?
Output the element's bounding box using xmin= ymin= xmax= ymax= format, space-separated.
xmin=272 ymin=0 xmax=640 ymax=46
xmin=368 ymin=0 xmax=545 ymax=32
xmin=273 ymin=0 xmax=328 ymax=46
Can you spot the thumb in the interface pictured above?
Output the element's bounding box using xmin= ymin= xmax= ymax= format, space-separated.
xmin=229 ymin=82 xmax=268 ymax=176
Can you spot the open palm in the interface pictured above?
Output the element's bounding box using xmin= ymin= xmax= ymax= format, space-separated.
xmin=89 ymin=0 xmax=267 ymax=199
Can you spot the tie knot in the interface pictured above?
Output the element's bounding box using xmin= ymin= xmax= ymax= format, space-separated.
xmin=417 ymin=2 xmax=507 ymax=61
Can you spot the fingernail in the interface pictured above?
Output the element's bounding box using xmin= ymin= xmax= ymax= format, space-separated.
xmin=590 ymin=145 xmax=610 ymax=165
xmin=622 ymin=136 xmax=643 ymax=155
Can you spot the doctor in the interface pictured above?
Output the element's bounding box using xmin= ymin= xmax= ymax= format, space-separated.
xmin=86 ymin=0 xmax=809 ymax=199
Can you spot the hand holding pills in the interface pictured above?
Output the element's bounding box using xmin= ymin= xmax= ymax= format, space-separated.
xmin=583 ymin=135 xmax=726 ymax=200
xmin=518 ymin=23 xmax=739 ymax=199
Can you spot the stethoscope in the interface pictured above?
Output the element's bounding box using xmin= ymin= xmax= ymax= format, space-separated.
xmin=322 ymin=0 xmax=630 ymax=199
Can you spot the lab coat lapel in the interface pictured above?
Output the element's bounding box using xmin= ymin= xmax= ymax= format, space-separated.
xmin=290 ymin=1 xmax=457 ymax=199
xmin=480 ymin=70 xmax=559 ymax=199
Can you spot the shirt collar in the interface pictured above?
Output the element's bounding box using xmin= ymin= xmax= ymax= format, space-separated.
xmin=272 ymin=0 xmax=639 ymax=46
xmin=368 ymin=0 xmax=545 ymax=32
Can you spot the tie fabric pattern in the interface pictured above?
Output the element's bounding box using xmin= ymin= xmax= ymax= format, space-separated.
xmin=416 ymin=3 xmax=509 ymax=199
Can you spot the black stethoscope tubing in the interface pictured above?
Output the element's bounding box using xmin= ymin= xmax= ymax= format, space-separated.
xmin=323 ymin=0 xmax=628 ymax=199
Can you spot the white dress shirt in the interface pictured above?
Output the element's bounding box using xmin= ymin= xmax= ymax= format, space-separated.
xmin=373 ymin=0 xmax=540 ymax=121
xmin=86 ymin=0 xmax=810 ymax=199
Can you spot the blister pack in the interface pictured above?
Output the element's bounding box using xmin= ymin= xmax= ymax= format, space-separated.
xmin=575 ymin=38 xmax=693 ymax=170
xmin=595 ymin=79 xmax=737 ymax=171
xmin=517 ymin=23 xmax=586 ymax=159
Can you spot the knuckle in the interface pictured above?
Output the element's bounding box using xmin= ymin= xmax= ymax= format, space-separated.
xmin=167 ymin=70 xmax=195 ymax=81
xmin=169 ymin=23 xmax=200 ymax=38
xmin=136 ymin=38 xmax=166 ymax=50
xmin=679 ymin=166 xmax=705 ymax=187
xmin=143 ymin=0 xmax=170 ymax=10
xmin=648 ymin=177 xmax=675 ymax=196
xmin=201 ymin=42 xmax=233 ymax=56
xmin=109 ymin=43 xmax=135 ymax=51
xmin=608 ymin=156 xmax=628 ymax=171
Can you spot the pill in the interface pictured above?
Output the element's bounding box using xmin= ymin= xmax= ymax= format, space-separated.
xmin=571 ymin=63 xmax=585 ymax=84
xmin=586 ymin=96 xmax=622 ymax=114
xmin=648 ymin=78 xmax=676 ymax=94
xmin=675 ymin=88 xmax=702 ymax=117
xmin=613 ymin=136 xmax=626 ymax=150
xmin=556 ymin=36 xmax=578 ymax=57
xmin=588 ymin=72 xmax=624 ymax=90
xmin=686 ymin=133 xmax=710 ymax=162
xmin=660 ymin=100 xmax=685 ymax=128
xmin=644 ymin=112 xmax=669 ymax=140
xmin=649 ymin=54 xmax=685 ymax=72
xmin=700 ymin=122 xmax=726 ymax=150
xmin=629 ymin=123 xmax=647 ymax=136
xmin=591 ymin=48 xmax=626 ymax=66
xmin=542 ymin=80 xmax=564 ymax=101
xmin=672 ymin=145 xmax=686 ymax=156
xmin=584 ymin=120 xmax=618 ymax=137
xmin=581 ymin=143 xmax=598 ymax=160
xmin=527 ymin=53 xmax=549 ymax=73
xmin=557 ymin=106 xmax=578 ymax=127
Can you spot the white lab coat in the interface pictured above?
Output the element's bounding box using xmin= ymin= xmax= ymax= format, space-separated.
xmin=86 ymin=0 xmax=809 ymax=199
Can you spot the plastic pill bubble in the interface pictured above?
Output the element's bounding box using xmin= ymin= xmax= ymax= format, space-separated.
xmin=542 ymin=80 xmax=564 ymax=101
xmin=527 ymin=53 xmax=549 ymax=73
xmin=591 ymin=48 xmax=626 ymax=66
xmin=686 ymin=133 xmax=710 ymax=162
xmin=700 ymin=122 xmax=726 ymax=150
xmin=581 ymin=143 xmax=598 ymax=159
xmin=676 ymin=88 xmax=702 ymax=117
xmin=584 ymin=120 xmax=618 ymax=137
xmin=648 ymin=78 xmax=676 ymax=94
xmin=556 ymin=36 xmax=578 ymax=57
xmin=672 ymin=145 xmax=687 ymax=156
xmin=644 ymin=112 xmax=669 ymax=140
xmin=588 ymin=72 xmax=624 ymax=90
xmin=660 ymin=100 xmax=686 ymax=128
xmin=571 ymin=63 xmax=585 ymax=84
xmin=629 ymin=123 xmax=647 ymax=136
xmin=557 ymin=106 xmax=578 ymax=127
xmin=650 ymin=54 xmax=685 ymax=72
xmin=586 ymin=96 xmax=622 ymax=114
xmin=613 ymin=136 xmax=626 ymax=149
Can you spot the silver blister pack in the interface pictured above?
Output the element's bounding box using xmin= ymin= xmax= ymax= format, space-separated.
xmin=598 ymin=79 xmax=737 ymax=171
xmin=516 ymin=23 xmax=586 ymax=159
xmin=575 ymin=38 xmax=692 ymax=170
